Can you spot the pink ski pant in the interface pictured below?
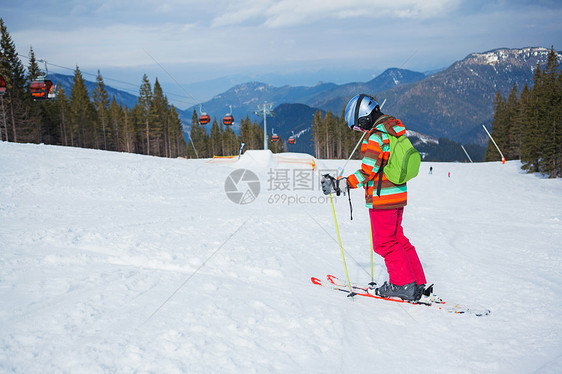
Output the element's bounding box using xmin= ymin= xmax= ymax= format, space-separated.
xmin=369 ymin=207 xmax=426 ymax=286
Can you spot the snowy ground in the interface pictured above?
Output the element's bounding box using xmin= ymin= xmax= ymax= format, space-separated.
xmin=1 ymin=141 xmax=561 ymax=373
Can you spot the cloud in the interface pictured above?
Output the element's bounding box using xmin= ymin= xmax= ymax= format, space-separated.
xmin=210 ymin=0 xmax=273 ymax=27
xmin=210 ymin=0 xmax=462 ymax=28
xmin=4 ymin=0 xmax=562 ymax=90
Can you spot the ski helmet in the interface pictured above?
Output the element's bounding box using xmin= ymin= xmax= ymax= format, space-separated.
xmin=344 ymin=94 xmax=380 ymax=131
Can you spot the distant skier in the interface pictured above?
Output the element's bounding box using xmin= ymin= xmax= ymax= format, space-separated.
xmin=322 ymin=94 xmax=427 ymax=301
xmin=238 ymin=143 xmax=245 ymax=159
xmin=429 ymin=166 xmax=433 ymax=174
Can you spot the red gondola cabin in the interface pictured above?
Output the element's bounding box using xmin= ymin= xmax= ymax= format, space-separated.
xmin=223 ymin=114 xmax=234 ymax=126
xmin=288 ymin=136 xmax=296 ymax=145
xmin=0 ymin=75 xmax=6 ymax=96
xmin=223 ymin=105 xmax=234 ymax=126
xmin=30 ymin=78 xmax=54 ymax=100
xmin=199 ymin=114 xmax=210 ymax=125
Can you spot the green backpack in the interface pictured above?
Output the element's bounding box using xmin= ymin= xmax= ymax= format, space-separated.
xmin=376 ymin=134 xmax=421 ymax=196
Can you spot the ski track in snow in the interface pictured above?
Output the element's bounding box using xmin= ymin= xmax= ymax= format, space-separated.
xmin=1 ymin=141 xmax=561 ymax=373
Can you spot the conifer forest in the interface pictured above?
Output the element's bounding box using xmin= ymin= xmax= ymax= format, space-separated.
xmin=485 ymin=47 xmax=562 ymax=178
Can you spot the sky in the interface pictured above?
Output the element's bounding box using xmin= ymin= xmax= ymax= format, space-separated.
xmin=2 ymin=0 xmax=561 ymax=108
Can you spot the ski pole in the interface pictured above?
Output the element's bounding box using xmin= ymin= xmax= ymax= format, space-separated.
xmin=338 ymin=131 xmax=367 ymax=177
xmin=328 ymin=191 xmax=355 ymax=297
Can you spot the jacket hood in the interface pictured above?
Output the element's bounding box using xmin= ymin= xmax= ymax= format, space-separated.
xmin=373 ymin=115 xmax=406 ymax=137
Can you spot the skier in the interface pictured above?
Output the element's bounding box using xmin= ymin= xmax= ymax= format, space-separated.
xmin=238 ymin=142 xmax=245 ymax=159
xmin=429 ymin=166 xmax=433 ymax=174
xmin=323 ymin=94 xmax=427 ymax=301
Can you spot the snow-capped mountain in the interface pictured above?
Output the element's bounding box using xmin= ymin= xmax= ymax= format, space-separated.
xmin=178 ymin=68 xmax=425 ymax=129
xmin=46 ymin=47 xmax=560 ymax=150
xmin=379 ymin=47 xmax=561 ymax=143
xmin=179 ymin=47 xmax=559 ymax=145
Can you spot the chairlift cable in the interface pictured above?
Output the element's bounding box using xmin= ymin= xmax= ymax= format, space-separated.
xmin=143 ymin=50 xmax=203 ymax=156
xmin=143 ymin=50 xmax=204 ymax=109
xmin=19 ymin=54 xmax=197 ymax=106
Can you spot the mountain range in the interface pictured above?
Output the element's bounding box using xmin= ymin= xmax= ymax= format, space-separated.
xmin=180 ymin=47 xmax=560 ymax=146
xmin=47 ymin=46 xmax=560 ymax=160
xmin=180 ymin=68 xmax=427 ymax=135
xmin=49 ymin=73 xmax=138 ymax=109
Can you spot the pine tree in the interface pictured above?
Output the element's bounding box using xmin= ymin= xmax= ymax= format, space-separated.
xmin=504 ymin=84 xmax=520 ymax=160
xmin=92 ymin=70 xmax=110 ymax=150
xmin=168 ymin=106 xmax=187 ymax=158
xmin=37 ymin=89 xmax=61 ymax=145
xmin=253 ymin=120 xmax=264 ymax=150
xmin=0 ymin=18 xmax=34 ymax=143
xmin=515 ymin=84 xmax=531 ymax=160
xmin=69 ymin=66 xmax=95 ymax=148
xmin=0 ymin=84 xmax=8 ymax=141
xmin=187 ymin=109 xmax=208 ymax=158
xmin=26 ymin=47 xmax=43 ymax=83
xmin=239 ymin=115 xmax=263 ymax=151
xmin=54 ymin=87 xmax=70 ymax=146
xmin=324 ymin=111 xmax=335 ymax=158
xmin=222 ymin=124 xmax=239 ymax=156
xmin=26 ymin=47 xmax=46 ymax=143
xmin=150 ymin=78 xmax=168 ymax=156
xmin=239 ymin=115 xmax=254 ymax=149
xmin=122 ymin=107 xmax=135 ymax=153
xmin=165 ymin=106 xmax=186 ymax=158
xmin=553 ymin=67 xmax=562 ymax=177
xmin=312 ymin=110 xmax=322 ymax=158
xmin=333 ymin=112 xmax=342 ymax=159
xmin=210 ymin=118 xmax=221 ymax=156
xmin=539 ymin=47 xmax=561 ymax=177
xmin=138 ymin=74 xmax=152 ymax=155
xmin=485 ymin=91 xmax=506 ymax=161
xmin=108 ymin=97 xmax=123 ymax=151
xmin=186 ymin=109 xmax=197 ymax=158
xmin=522 ymin=65 xmax=543 ymax=172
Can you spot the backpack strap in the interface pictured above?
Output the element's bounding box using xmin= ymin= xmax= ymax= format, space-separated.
xmin=375 ymin=132 xmax=391 ymax=197
xmin=376 ymin=163 xmax=385 ymax=197
xmin=365 ymin=121 xmax=391 ymax=198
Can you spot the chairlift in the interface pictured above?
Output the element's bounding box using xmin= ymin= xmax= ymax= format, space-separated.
xmin=0 ymin=74 xmax=6 ymax=96
xmin=198 ymin=105 xmax=210 ymax=125
xmin=271 ymin=128 xmax=279 ymax=142
xmin=30 ymin=77 xmax=55 ymax=100
xmin=288 ymin=130 xmax=296 ymax=145
xmin=30 ymin=59 xmax=56 ymax=100
xmin=223 ymin=105 xmax=234 ymax=126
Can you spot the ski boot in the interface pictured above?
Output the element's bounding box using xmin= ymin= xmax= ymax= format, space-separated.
xmin=368 ymin=281 xmax=418 ymax=301
xmin=414 ymin=284 xmax=426 ymax=301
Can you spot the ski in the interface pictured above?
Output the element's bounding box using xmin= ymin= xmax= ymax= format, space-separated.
xmin=325 ymin=274 xmax=444 ymax=305
xmin=311 ymin=275 xmax=491 ymax=317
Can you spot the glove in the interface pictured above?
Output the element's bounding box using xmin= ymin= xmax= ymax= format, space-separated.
xmin=322 ymin=174 xmax=347 ymax=196
xmin=321 ymin=174 xmax=336 ymax=195
xmin=337 ymin=177 xmax=348 ymax=195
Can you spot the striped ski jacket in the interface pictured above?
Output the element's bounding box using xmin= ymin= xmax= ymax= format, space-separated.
xmin=346 ymin=115 xmax=408 ymax=209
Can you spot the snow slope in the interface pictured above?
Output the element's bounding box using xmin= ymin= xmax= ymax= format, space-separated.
xmin=1 ymin=141 xmax=561 ymax=373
